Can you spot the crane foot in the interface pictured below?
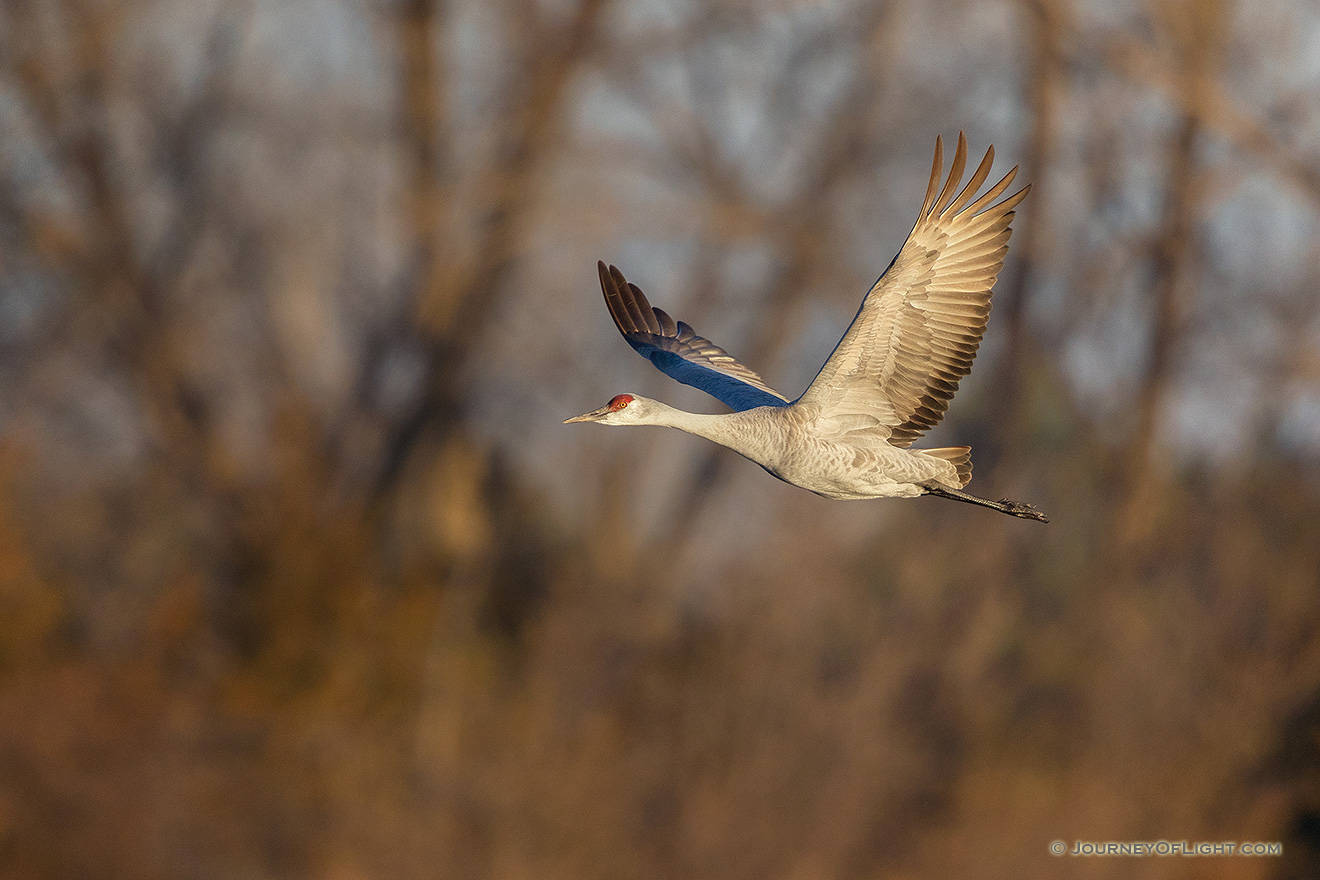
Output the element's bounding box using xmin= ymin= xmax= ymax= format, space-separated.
xmin=998 ymin=499 xmax=1049 ymax=522
xmin=924 ymin=485 xmax=1050 ymax=523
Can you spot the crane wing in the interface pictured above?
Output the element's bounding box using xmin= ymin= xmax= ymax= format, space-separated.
xmin=598 ymin=261 xmax=789 ymax=412
xmin=795 ymin=132 xmax=1029 ymax=446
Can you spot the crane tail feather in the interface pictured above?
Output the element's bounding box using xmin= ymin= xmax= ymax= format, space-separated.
xmin=923 ymin=446 xmax=973 ymax=488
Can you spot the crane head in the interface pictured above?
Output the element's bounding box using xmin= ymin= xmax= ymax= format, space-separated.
xmin=563 ymin=393 xmax=650 ymax=425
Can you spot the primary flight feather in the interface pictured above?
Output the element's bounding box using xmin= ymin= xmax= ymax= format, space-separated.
xmin=566 ymin=132 xmax=1046 ymax=522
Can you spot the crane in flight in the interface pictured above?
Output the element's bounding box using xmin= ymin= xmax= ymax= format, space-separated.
xmin=565 ymin=133 xmax=1047 ymax=522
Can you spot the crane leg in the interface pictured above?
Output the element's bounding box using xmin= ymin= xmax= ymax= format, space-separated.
xmin=924 ymin=485 xmax=1049 ymax=522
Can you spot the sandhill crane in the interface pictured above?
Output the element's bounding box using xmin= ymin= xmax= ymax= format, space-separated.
xmin=565 ymin=133 xmax=1047 ymax=522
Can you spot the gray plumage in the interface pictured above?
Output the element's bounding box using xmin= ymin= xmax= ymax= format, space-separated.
xmin=567 ymin=133 xmax=1047 ymax=522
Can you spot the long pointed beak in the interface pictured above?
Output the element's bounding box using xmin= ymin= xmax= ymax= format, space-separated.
xmin=564 ymin=406 xmax=609 ymax=424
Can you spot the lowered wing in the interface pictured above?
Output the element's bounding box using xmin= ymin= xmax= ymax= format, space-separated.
xmin=597 ymin=261 xmax=789 ymax=412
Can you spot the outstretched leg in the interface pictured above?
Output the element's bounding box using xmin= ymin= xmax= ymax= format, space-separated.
xmin=924 ymin=485 xmax=1049 ymax=522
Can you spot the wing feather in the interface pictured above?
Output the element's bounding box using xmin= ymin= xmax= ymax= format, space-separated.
xmin=796 ymin=132 xmax=1029 ymax=446
xmin=597 ymin=262 xmax=789 ymax=412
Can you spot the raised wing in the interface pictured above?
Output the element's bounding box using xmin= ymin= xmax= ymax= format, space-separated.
xmin=598 ymin=261 xmax=789 ymax=412
xmin=796 ymin=132 xmax=1028 ymax=446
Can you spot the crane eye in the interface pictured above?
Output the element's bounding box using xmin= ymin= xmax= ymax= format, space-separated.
xmin=608 ymin=394 xmax=633 ymax=411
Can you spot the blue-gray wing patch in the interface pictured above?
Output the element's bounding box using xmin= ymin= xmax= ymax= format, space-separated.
xmin=598 ymin=261 xmax=789 ymax=412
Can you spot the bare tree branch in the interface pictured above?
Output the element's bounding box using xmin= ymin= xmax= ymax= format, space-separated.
xmin=991 ymin=0 xmax=1069 ymax=461
xmin=1115 ymin=0 xmax=1225 ymax=544
xmin=365 ymin=0 xmax=612 ymax=499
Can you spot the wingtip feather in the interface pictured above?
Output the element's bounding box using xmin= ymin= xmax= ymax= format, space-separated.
xmin=933 ymin=131 xmax=969 ymax=216
xmin=965 ymin=165 xmax=1020 ymax=216
xmin=947 ymin=145 xmax=995 ymax=217
xmin=921 ymin=135 xmax=944 ymax=217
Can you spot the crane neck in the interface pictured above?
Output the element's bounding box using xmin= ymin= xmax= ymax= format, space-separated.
xmin=646 ymin=404 xmax=726 ymax=437
xmin=642 ymin=403 xmax=776 ymax=465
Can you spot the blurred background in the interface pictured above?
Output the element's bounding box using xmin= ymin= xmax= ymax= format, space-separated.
xmin=2 ymin=0 xmax=1319 ymax=877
